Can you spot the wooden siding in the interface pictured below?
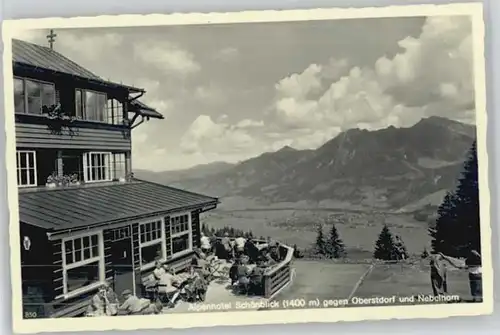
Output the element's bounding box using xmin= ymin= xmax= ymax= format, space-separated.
xmin=21 ymin=223 xmax=54 ymax=319
xmin=16 ymin=121 xmax=131 ymax=151
xmin=49 ymin=290 xmax=96 ymax=318
xmin=191 ymin=211 xmax=201 ymax=249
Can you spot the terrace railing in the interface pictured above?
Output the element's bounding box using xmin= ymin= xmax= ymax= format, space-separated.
xmin=262 ymin=243 xmax=294 ymax=299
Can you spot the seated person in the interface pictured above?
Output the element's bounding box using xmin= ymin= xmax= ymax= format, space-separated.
xmin=229 ymin=258 xmax=240 ymax=285
xmin=234 ymin=234 xmax=246 ymax=258
xmin=261 ymin=251 xmax=278 ymax=267
xmin=221 ymin=233 xmax=234 ymax=260
xmin=185 ymin=270 xmax=208 ymax=302
xmin=201 ymin=232 xmax=212 ymax=254
xmin=102 ymin=282 xmax=119 ymax=304
xmin=206 ymin=251 xmax=218 ymax=263
xmin=249 ymin=261 xmax=266 ymax=295
xmin=153 ymin=260 xmax=167 ymax=281
xmin=101 ymin=281 xmax=119 ymax=315
xmin=86 ymin=286 xmax=106 ymax=316
xmin=236 ymin=257 xmax=252 ymax=294
xmin=157 ymin=266 xmax=182 ymax=306
xmin=117 ymin=289 xmax=160 ymax=315
xmin=244 ymin=239 xmax=261 ymax=264
xmin=190 ymin=250 xmax=212 ymax=280
xmin=268 ymin=241 xmax=282 ymax=262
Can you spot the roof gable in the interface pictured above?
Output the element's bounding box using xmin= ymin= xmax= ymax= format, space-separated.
xmin=13 ymin=39 xmax=102 ymax=82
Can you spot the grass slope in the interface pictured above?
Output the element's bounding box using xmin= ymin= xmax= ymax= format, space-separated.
xmin=356 ymin=262 xmax=471 ymax=301
xmin=270 ymin=260 xmax=473 ymax=309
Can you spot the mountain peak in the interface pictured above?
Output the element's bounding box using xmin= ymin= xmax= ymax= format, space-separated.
xmin=416 ymin=116 xmax=458 ymax=127
xmin=276 ymin=145 xmax=297 ymax=153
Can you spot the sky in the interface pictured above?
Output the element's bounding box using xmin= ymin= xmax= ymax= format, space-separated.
xmin=12 ymin=15 xmax=475 ymax=172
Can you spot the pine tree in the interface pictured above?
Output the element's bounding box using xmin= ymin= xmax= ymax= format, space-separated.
xmin=429 ymin=192 xmax=458 ymax=255
xmin=325 ymin=224 xmax=346 ymax=258
xmin=373 ymin=224 xmax=397 ymax=260
xmin=313 ymin=224 xmax=326 ymax=256
xmin=430 ymin=141 xmax=479 ymax=257
xmin=456 ymin=141 xmax=480 ymax=254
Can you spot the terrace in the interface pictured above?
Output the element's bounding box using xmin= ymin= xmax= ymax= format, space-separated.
xmin=162 ymin=239 xmax=295 ymax=313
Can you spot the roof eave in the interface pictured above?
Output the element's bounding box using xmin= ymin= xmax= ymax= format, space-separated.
xmin=44 ymin=199 xmax=219 ymax=239
xmin=139 ymin=110 xmax=164 ymax=119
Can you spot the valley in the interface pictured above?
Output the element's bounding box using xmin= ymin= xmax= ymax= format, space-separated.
xmin=200 ymin=197 xmax=431 ymax=257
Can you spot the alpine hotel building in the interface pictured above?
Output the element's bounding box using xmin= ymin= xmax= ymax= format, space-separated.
xmin=13 ymin=38 xmax=219 ymax=318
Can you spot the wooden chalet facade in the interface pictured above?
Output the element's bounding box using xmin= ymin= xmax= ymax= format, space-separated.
xmin=13 ymin=39 xmax=219 ymax=318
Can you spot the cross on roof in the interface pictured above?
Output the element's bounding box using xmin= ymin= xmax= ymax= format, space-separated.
xmin=47 ymin=29 xmax=57 ymax=50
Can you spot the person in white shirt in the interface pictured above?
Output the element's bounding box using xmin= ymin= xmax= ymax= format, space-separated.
xmin=200 ymin=232 xmax=211 ymax=254
xmin=234 ymin=235 xmax=246 ymax=258
xmin=221 ymin=232 xmax=233 ymax=260
xmin=157 ymin=265 xmax=181 ymax=307
xmin=153 ymin=260 xmax=166 ymax=281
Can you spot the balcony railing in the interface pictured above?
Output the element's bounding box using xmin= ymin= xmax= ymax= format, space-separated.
xmin=263 ymin=243 xmax=294 ymax=299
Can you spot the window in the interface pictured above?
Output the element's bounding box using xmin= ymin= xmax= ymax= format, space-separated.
xmin=83 ymin=152 xmax=111 ymax=182
xmin=61 ymin=153 xmax=83 ymax=182
xmin=111 ymin=153 xmax=126 ymax=180
xmin=139 ymin=219 xmax=165 ymax=269
xmin=62 ymin=233 xmax=103 ymax=295
xmin=75 ymin=89 xmax=107 ymax=122
xmin=16 ymin=151 xmax=37 ymax=187
xmin=170 ymin=214 xmax=192 ymax=257
xmin=106 ymin=99 xmax=124 ymax=125
xmin=14 ymin=77 xmax=56 ymax=115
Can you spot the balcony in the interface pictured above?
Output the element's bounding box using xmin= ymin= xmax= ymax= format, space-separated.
xmin=15 ymin=113 xmax=131 ymax=151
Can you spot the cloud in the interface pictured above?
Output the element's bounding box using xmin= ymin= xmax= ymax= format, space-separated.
xmin=133 ymin=40 xmax=200 ymax=76
xmin=193 ymin=84 xmax=226 ymax=105
xmin=59 ymin=33 xmax=124 ymax=63
xmin=213 ymin=47 xmax=239 ymax=62
xmin=179 ymin=115 xmax=261 ymax=156
xmin=275 ymin=64 xmax=323 ymax=99
xmin=177 ymin=17 xmax=474 ymax=159
xmin=135 ymin=78 xmax=161 ymax=94
xmin=269 ymin=16 xmax=474 ymax=149
xmin=236 ymin=119 xmax=264 ymax=128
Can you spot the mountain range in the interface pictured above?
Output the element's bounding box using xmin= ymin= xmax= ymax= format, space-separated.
xmin=135 ymin=116 xmax=476 ymax=211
